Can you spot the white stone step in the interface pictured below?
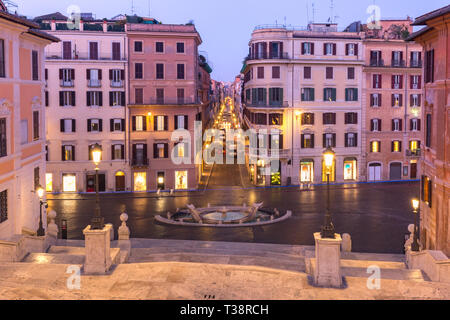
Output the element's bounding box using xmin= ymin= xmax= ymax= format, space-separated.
xmin=22 ymin=252 xmax=85 ymax=265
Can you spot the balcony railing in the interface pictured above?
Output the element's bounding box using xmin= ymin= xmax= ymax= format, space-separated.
xmin=60 ymin=80 xmax=74 ymax=87
xmin=131 ymin=158 xmax=149 ymax=167
xmin=406 ymin=149 xmax=421 ymax=157
xmin=244 ymin=101 xmax=289 ymax=108
xmin=391 ymin=59 xmax=406 ymax=68
xmin=111 ymin=80 xmax=124 ymax=88
xmin=246 ymin=52 xmax=289 ymax=61
xmin=410 ymin=60 xmax=422 ymax=68
xmin=132 ymin=98 xmax=201 ymax=105
xmin=88 ymin=79 xmax=102 ymax=88
xmin=369 ymin=59 xmax=384 ymax=67
xmin=46 ymin=52 xmax=126 ymax=61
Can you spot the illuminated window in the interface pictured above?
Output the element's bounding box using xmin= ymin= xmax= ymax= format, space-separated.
xmin=300 ymin=160 xmax=314 ymax=182
xmin=343 ymin=159 xmax=357 ymax=180
xmin=62 ymin=174 xmax=76 ymax=192
xmin=175 ymin=170 xmax=188 ymax=190
xmin=392 ymin=140 xmax=401 ymax=152
xmin=45 ymin=173 xmax=53 ymax=192
xmin=371 ymin=141 xmax=380 ymax=153
xmin=410 ymin=140 xmax=419 ymax=151
xmin=133 ymin=172 xmax=146 ymax=191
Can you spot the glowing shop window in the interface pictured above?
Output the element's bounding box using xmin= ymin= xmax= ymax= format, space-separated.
xmin=175 ymin=170 xmax=188 ymax=190
xmin=45 ymin=173 xmax=53 ymax=192
xmin=62 ymin=174 xmax=76 ymax=192
xmin=343 ymin=160 xmax=357 ymax=180
xmin=134 ymin=172 xmax=147 ymax=191
xmin=300 ymin=162 xmax=314 ymax=182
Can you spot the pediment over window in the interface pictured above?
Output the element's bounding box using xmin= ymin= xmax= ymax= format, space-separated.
xmin=0 ymin=99 xmax=12 ymax=115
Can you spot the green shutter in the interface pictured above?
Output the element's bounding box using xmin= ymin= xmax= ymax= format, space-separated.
xmin=301 ymin=89 xmax=305 ymax=101
xmin=354 ymin=88 xmax=358 ymax=101
xmin=323 ymin=88 xmax=327 ymax=101
xmin=252 ymin=88 xmax=257 ymax=104
xmin=345 ymin=88 xmax=349 ymax=101
xmin=280 ymin=88 xmax=283 ymax=105
xmin=263 ymin=88 xmax=267 ymax=105
xmin=311 ymin=88 xmax=315 ymax=101
xmin=332 ymin=88 xmax=337 ymax=101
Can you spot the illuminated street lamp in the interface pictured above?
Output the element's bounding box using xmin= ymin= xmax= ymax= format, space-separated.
xmin=321 ymin=146 xmax=335 ymax=238
xmin=411 ymin=198 xmax=420 ymax=251
xmin=90 ymin=143 xmax=104 ymax=230
xmin=36 ymin=185 xmax=47 ymax=236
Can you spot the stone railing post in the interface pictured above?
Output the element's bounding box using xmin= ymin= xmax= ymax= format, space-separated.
xmin=83 ymin=224 xmax=113 ymax=274
xmin=117 ymin=213 xmax=131 ymax=261
xmin=313 ymin=232 xmax=343 ymax=288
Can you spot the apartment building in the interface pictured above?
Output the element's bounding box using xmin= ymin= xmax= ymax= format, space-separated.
xmin=409 ymin=5 xmax=450 ymax=256
xmin=36 ymin=13 xmax=129 ymax=193
xmin=361 ymin=19 xmax=423 ymax=181
xmin=242 ymin=23 xmax=363 ymax=186
xmin=0 ymin=3 xmax=58 ymax=238
xmin=127 ymin=23 xmax=210 ymax=192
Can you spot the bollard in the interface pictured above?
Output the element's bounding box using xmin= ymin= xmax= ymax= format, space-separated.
xmin=61 ymin=219 xmax=68 ymax=239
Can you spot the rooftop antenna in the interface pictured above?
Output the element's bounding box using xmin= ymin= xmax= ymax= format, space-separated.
xmin=131 ymin=0 xmax=135 ymax=15
xmin=330 ymin=0 xmax=334 ymax=23
xmin=284 ymin=16 xmax=286 ymax=27
xmin=312 ymin=1 xmax=316 ymax=23
xmin=148 ymin=0 xmax=150 ymax=17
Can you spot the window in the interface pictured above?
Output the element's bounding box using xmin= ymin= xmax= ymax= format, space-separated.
xmin=154 ymin=143 xmax=168 ymax=159
xmin=392 ymin=75 xmax=403 ymax=89
xmin=133 ymin=115 xmax=146 ymax=131
xmin=177 ymin=64 xmax=185 ymax=79
xmin=0 ymin=190 xmax=7 ymax=223
xmin=392 ymin=119 xmax=402 ymax=131
xmin=425 ymin=49 xmax=435 ymax=83
xmin=86 ymin=69 xmax=102 ymax=87
xmin=135 ymin=63 xmax=143 ymax=79
xmin=0 ymin=39 xmax=5 ymax=78
xmin=370 ymin=50 xmax=382 ymax=66
xmin=421 ymin=175 xmax=432 ymax=207
xmin=175 ymin=115 xmax=188 ymax=130
xmin=272 ymin=66 xmax=280 ymax=79
xmin=345 ymin=133 xmax=357 ymax=147
xmin=301 ymin=113 xmax=314 ymax=125
xmin=156 ymin=64 xmax=164 ymax=79
xmin=45 ymin=173 xmax=52 ymax=192
xmin=370 ymin=93 xmax=381 ymax=107
xmin=323 ymin=133 xmax=336 ymax=147
xmin=135 ymin=88 xmax=143 ymax=104
xmin=89 ymin=42 xmax=98 ymax=60
xmin=410 ymin=94 xmax=421 ymax=107
xmin=410 ymin=118 xmax=421 ymax=131
xmin=370 ymin=141 xmax=380 ymax=153
xmin=345 ymin=88 xmax=358 ymax=101
xmin=371 ymin=119 xmax=381 ymax=132
xmin=269 ymin=113 xmax=283 ymax=126
xmin=62 ymin=41 xmax=72 ymax=59
xmin=343 ymin=158 xmax=357 ymax=180
xmin=392 ymin=94 xmax=403 ymax=107
xmin=134 ymin=41 xmax=143 ymax=52
xmin=21 ymin=120 xmax=28 ymax=145
xmin=410 ymin=51 xmax=422 ymax=67
xmin=426 ymin=114 xmax=432 ymax=147
xmin=112 ymin=144 xmax=124 ymax=160
xmin=301 ymin=134 xmax=314 ymax=148
xmin=304 ymin=66 xmax=311 ymax=79
xmin=392 ymin=140 xmax=402 ymax=152
xmin=410 ymin=140 xmax=420 ymax=152
xmin=324 ymin=43 xmax=336 ymax=55
xmin=60 ymin=119 xmax=75 ymax=133
xmin=323 ymin=113 xmax=336 ymax=125
xmin=323 ymin=88 xmax=336 ymax=101
xmin=251 ymin=88 xmax=267 ymax=105
xmin=0 ymin=118 xmax=6 ymax=157
xmin=175 ymin=171 xmax=188 ymax=190
xmin=347 ymin=67 xmax=355 ymax=80
xmin=109 ymin=91 xmax=125 ymax=106
xmin=88 ymin=144 xmax=103 ymax=161
xmin=346 ymin=43 xmax=358 ymax=56
xmin=325 ymin=67 xmax=333 ymax=79
xmin=301 ymin=88 xmax=315 ymax=101
xmin=254 ymin=113 xmax=267 ymax=125
xmin=61 ymin=145 xmax=75 ymax=161
xmin=32 ymin=111 xmax=39 ymax=141
xmin=345 ymin=112 xmax=358 ymax=124
xmin=87 ymin=118 xmax=102 ymax=132
xmin=155 ymin=42 xmax=164 ymax=53
xmin=59 ymin=68 xmax=74 ymax=86
xmin=112 ymin=42 xmax=121 ymax=60
xmin=62 ymin=174 xmax=76 ymax=192
xmin=110 ymin=118 xmax=124 ymax=132
xmin=87 ymin=91 xmax=103 ymax=106
xmin=176 ymin=42 xmax=185 ymax=53
xmin=156 ymin=88 xmax=164 ymax=104
xmin=300 ymin=160 xmax=314 ymax=182
xmin=373 ymin=74 xmax=382 ymax=89
xmin=177 ymin=88 xmax=185 ymax=104
xmin=269 ymin=88 xmax=283 ymax=105
xmin=154 ymin=115 xmax=167 ymax=131
xmin=32 ymin=50 xmax=39 ymax=80
xmin=257 ymin=66 xmax=264 ymax=79
xmin=392 ymin=51 xmax=404 ymax=67
xmin=59 ymin=91 xmax=76 ymax=106
xmin=410 ymin=75 xmax=421 ymax=89
xmin=302 ymin=42 xmax=314 ymax=55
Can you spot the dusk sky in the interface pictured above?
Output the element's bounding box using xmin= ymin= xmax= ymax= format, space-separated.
xmin=11 ymin=0 xmax=449 ymax=81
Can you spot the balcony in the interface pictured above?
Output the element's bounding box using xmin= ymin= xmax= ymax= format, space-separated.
xmin=369 ymin=59 xmax=384 ymax=67
xmin=411 ymin=83 xmax=421 ymax=90
xmin=246 ymin=52 xmax=289 ymax=61
xmin=410 ymin=60 xmax=422 ymax=68
xmin=111 ymin=80 xmax=124 ymax=88
xmin=88 ymin=79 xmax=102 ymax=88
xmin=406 ymin=149 xmax=421 ymax=157
xmin=131 ymin=158 xmax=149 ymax=167
xmin=132 ymin=98 xmax=201 ymax=106
xmin=391 ymin=60 xmax=406 ymax=68
xmin=45 ymin=52 xmax=126 ymax=61
xmin=60 ymin=80 xmax=74 ymax=87
xmin=244 ymin=101 xmax=289 ymax=108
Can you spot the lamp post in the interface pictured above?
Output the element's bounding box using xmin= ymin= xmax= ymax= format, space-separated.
xmin=90 ymin=143 xmax=104 ymax=230
xmin=411 ymin=198 xmax=420 ymax=251
xmin=36 ymin=185 xmax=47 ymax=236
xmin=321 ymin=146 xmax=335 ymax=238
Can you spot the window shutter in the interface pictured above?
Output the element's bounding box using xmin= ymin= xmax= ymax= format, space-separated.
xmin=143 ymin=144 xmax=148 ymax=159
xmin=333 ymin=44 xmax=336 ymax=55
xmin=323 ymin=43 xmax=326 ymax=55
xmin=174 ymin=115 xmax=178 ymax=130
xmin=399 ymin=119 xmax=403 ymax=131
xmin=322 ymin=134 xmax=326 ymax=147
xmin=345 ymin=133 xmax=348 ymax=147
xmin=121 ymin=145 xmax=125 ymax=159
xmin=164 ymin=144 xmax=168 ymax=158
xmin=428 ymin=179 xmax=432 ymax=208
xmin=86 ymin=92 xmax=91 ymax=106
xmin=418 ymin=119 xmax=421 ymax=131
xmin=263 ymin=88 xmax=267 ymax=105
xmin=86 ymin=69 xmax=90 ymax=80
xmin=345 ymin=44 xmax=349 ymax=55
xmin=110 ymin=119 xmax=114 ymax=132
xmin=132 ymin=144 xmax=137 ymax=160
xmin=400 ymin=75 xmax=403 ymax=89
xmin=379 ymin=94 xmax=382 ymax=106
xmin=109 ymin=92 xmax=113 ymax=106
xmin=184 ymin=115 xmax=188 ymax=129
xmin=418 ymin=94 xmax=421 ymax=107
xmin=301 ymin=134 xmax=305 ymax=148
xmin=345 ymin=88 xmax=349 ymax=101
xmin=70 ymin=92 xmax=75 ymax=106
xmin=370 ymin=94 xmax=374 ymax=107
xmin=301 ymin=43 xmax=305 ymax=54
xmin=311 ymin=134 xmax=315 ymax=148
xmin=109 ymin=69 xmax=113 ymax=80
xmin=71 ymin=69 xmax=75 ymax=80
xmin=132 ymin=116 xmax=136 ymax=131
xmin=99 ymin=92 xmax=103 ymax=106
xmin=99 ymin=119 xmax=103 ymax=132
xmin=418 ymin=76 xmax=422 ymax=89
xmin=332 ymin=88 xmax=336 ymax=101
xmin=59 ymin=69 xmax=63 ymax=80
xmin=60 ymin=119 xmax=65 ymax=132
xmin=392 ymin=119 xmax=395 ymax=131
xmin=121 ymin=92 xmax=125 ymax=106
xmin=332 ymin=134 xmax=336 ymax=147
xmin=370 ymin=120 xmax=374 ymax=131
xmin=87 ymin=119 xmax=91 ymax=132
xmin=399 ymin=141 xmax=402 ymax=152
xmin=355 ymin=44 xmax=358 ymax=56
xmin=111 ymin=145 xmax=115 ymax=160
xmin=59 ymin=92 xmax=64 ymax=106
xmin=323 ymin=88 xmax=327 ymax=101
xmin=391 ymin=141 xmax=394 ymax=152
xmin=399 ymin=94 xmax=403 ymax=107
xmin=61 ymin=146 xmax=65 ymax=161
xmin=153 ymin=143 xmax=158 ymax=158
xmin=301 ymin=90 xmax=305 ymax=101
xmin=72 ymin=119 xmax=76 ymax=132
xmin=164 ymin=116 xmax=168 ymax=131
xmin=98 ymin=69 xmax=102 ymax=80
xmin=280 ymin=42 xmax=283 ymax=57
xmin=121 ymin=69 xmax=125 ymax=80
xmin=311 ymin=43 xmax=314 ymax=55
xmin=142 ymin=116 xmax=147 ymax=131
xmin=153 ymin=116 xmax=157 ymax=131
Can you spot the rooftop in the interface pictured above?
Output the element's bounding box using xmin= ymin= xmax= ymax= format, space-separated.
xmin=413 ymin=4 xmax=450 ymax=25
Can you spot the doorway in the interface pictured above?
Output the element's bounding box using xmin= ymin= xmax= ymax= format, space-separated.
xmin=368 ymin=163 xmax=381 ymax=181
xmin=86 ymin=173 xmax=106 ymax=192
xmin=115 ymin=172 xmax=125 ymax=191
xmin=389 ymin=162 xmax=402 ymax=180
xmin=410 ymin=162 xmax=417 ymax=179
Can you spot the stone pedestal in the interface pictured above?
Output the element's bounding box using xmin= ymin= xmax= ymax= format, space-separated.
xmin=83 ymin=224 xmax=112 ymax=274
xmin=313 ymin=232 xmax=342 ymax=288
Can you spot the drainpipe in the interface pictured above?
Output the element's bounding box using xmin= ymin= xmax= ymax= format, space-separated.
xmin=291 ymin=31 xmax=294 ymax=185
